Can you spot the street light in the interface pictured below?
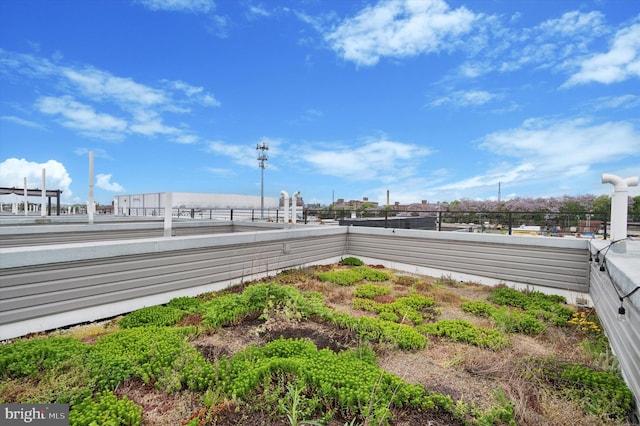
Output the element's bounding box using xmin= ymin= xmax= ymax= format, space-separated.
xmin=256 ymin=142 xmax=269 ymax=219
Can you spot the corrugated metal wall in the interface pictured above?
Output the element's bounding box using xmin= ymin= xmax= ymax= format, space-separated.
xmin=346 ymin=227 xmax=589 ymax=293
xmin=0 ymin=228 xmax=346 ymax=338
xmin=589 ymin=252 xmax=640 ymax=417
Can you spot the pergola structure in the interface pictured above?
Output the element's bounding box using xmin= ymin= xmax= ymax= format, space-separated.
xmin=0 ymin=187 xmax=63 ymax=215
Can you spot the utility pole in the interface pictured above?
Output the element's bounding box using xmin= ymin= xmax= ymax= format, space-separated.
xmin=256 ymin=141 xmax=269 ymax=219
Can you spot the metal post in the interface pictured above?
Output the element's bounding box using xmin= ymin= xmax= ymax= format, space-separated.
xmin=256 ymin=142 xmax=269 ymax=219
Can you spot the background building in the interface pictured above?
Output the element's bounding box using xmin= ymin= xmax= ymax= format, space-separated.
xmin=114 ymin=192 xmax=277 ymax=216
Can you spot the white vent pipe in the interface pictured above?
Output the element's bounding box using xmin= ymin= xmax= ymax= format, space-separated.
xmin=164 ymin=192 xmax=173 ymax=237
xmin=41 ymin=168 xmax=46 ymax=217
xmin=292 ymin=191 xmax=300 ymax=223
xmin=88 ymin=150 xmax=94 ymax=224
xmin=281 ymin=190 xmax=290 ymax=224
xmin=601 ymin=173 xmax=638 ymax=241
xmin=23 ymin=177 xmax=27 ymax=216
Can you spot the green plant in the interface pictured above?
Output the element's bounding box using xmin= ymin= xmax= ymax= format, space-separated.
xmin=549 ymin=362 xmax=632 ymax=420
xmin=474 ymin=388 xmax=516 ymax=425
xmin=212 ymin=338 xmax=464 ymax=425
xmin=166 ymin=296 xmax=203 ymax=313
xmin=86 ymin=326 xmax=213 ymax=392
xmin=281 ymin=382 xmax=324 ymax=426
xmin=69 ymin=391 xmax=142 ymax=426
xmin=316 ymin=267 xmax=389 ymax=286
xmin=118 ymin=305 xmax=187 ymax=328
xmin=491 ymin=308 xmax=545 ymax=335
xmin=0 ymin=336 xmax=88 ymax=378
xmin=351 ymin=293 xmax=437 ymax=326
xmin=340 ymin=257 xmax=364 ymax=266
xmin=353 ymin=284 xmax=390 ymax=299
xmin=461 ymin=300 xmax=496 ymax=318
xmin=487 ymin=287 xmax=573 ymax=326
xmin=417 ymin=319 xmax=511 ymax=351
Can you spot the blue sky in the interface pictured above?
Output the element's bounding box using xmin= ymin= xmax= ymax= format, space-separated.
xmin=1 ymin=0 xmax=639 ymax=206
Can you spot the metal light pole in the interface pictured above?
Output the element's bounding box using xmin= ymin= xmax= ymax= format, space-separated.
xmin=256 ymin=142 xmax=269 ymax=219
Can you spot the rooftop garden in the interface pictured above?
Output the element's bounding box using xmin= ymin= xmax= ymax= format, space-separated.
xmin=0 ymin=257 xmax=634 ymax=425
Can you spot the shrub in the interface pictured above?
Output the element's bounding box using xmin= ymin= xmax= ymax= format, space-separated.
xmin=340 ymin=257 xmax=364 ymax=266
xmin=118 ymin=305 xmax=187 ymax=328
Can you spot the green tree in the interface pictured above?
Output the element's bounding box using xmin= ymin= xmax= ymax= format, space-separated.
xmin=591 ymin=195 xmax=611 ymax=222
xmin=631 ymin=196 xmax=640 ymax=221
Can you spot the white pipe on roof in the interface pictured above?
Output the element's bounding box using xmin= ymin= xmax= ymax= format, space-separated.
xmin=601 ymin=173 xmax=638 ymax=241
xmin=292 ymin=191 xmax=300 ymax=223
xmin=281 ymin=190 xmax=290 ymax=224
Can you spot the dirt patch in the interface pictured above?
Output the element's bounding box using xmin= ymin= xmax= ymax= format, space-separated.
xmin=258 ymin=318 xmax=357 ymax=353
xmin=114 ymin=380 xmax=200 ymax=426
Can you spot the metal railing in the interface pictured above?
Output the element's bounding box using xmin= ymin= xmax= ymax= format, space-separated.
xmin=303 ymin=208 xmax=610 ymax=238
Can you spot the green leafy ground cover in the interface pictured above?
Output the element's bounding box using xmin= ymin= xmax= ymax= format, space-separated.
xmin=0 ymin=261 xmax=634 ymax=426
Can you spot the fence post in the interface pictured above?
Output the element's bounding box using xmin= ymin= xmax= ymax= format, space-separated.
xmin=438 ymin=211 xmax=442 ymax=232
xmin=230 ymin=209 xmax=233 ymax=221
xmin=508 ymin=212 xmax=513 ymax=235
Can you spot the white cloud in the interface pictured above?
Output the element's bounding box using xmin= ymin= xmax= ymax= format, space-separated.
xmin=454 ymin=10 xmax=610 ymax=80
xmin=36 ymin=96 xmax=128 ymax=140
xmin=431 ymin=117 xmax=640 ymax=197
xmin=1 ymin=49 xmax=219 ymax=143
xmin=325 ymin=0 xmax=477 ymax=66
xmin=74 ymin=148 xmax=113 ymax=160
xmin=465 ymin=118 xmax=640 ymax=194
xmin=591 ymin=94 xmax=640 ymax=110
xmin=165 ymin=79 xmax=221 ymax=106
xmin=0 ymin=115 xmax=44 ymax=129
xmin=62 ymin=67 xmax=166 ymax=105
xmin=205 ymin=141 xmax=257 ymax=168
xmin=429 ymin=90 xmax=498 ymax=108
xmin=176 ymin=134 xmax=199 ymax=144
xmin=301 ymin=138 xmax=431 ymax=181
xmin=565 ymin=22 xmax=640 ymax=86
xmin=437 ymin=163 xmax=535 ymax=192
xmin=0 ymin=158 xmax=73 ymax=200
xmin=478 ymin=118 xmax=640 ymax=169
xmin=95 ymin=174 xmax=125 ymax=192
xmin=137 ymin=0 xmax=215 ymax=14
xmin=207 ymin=167 xmax=236 ymax=177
